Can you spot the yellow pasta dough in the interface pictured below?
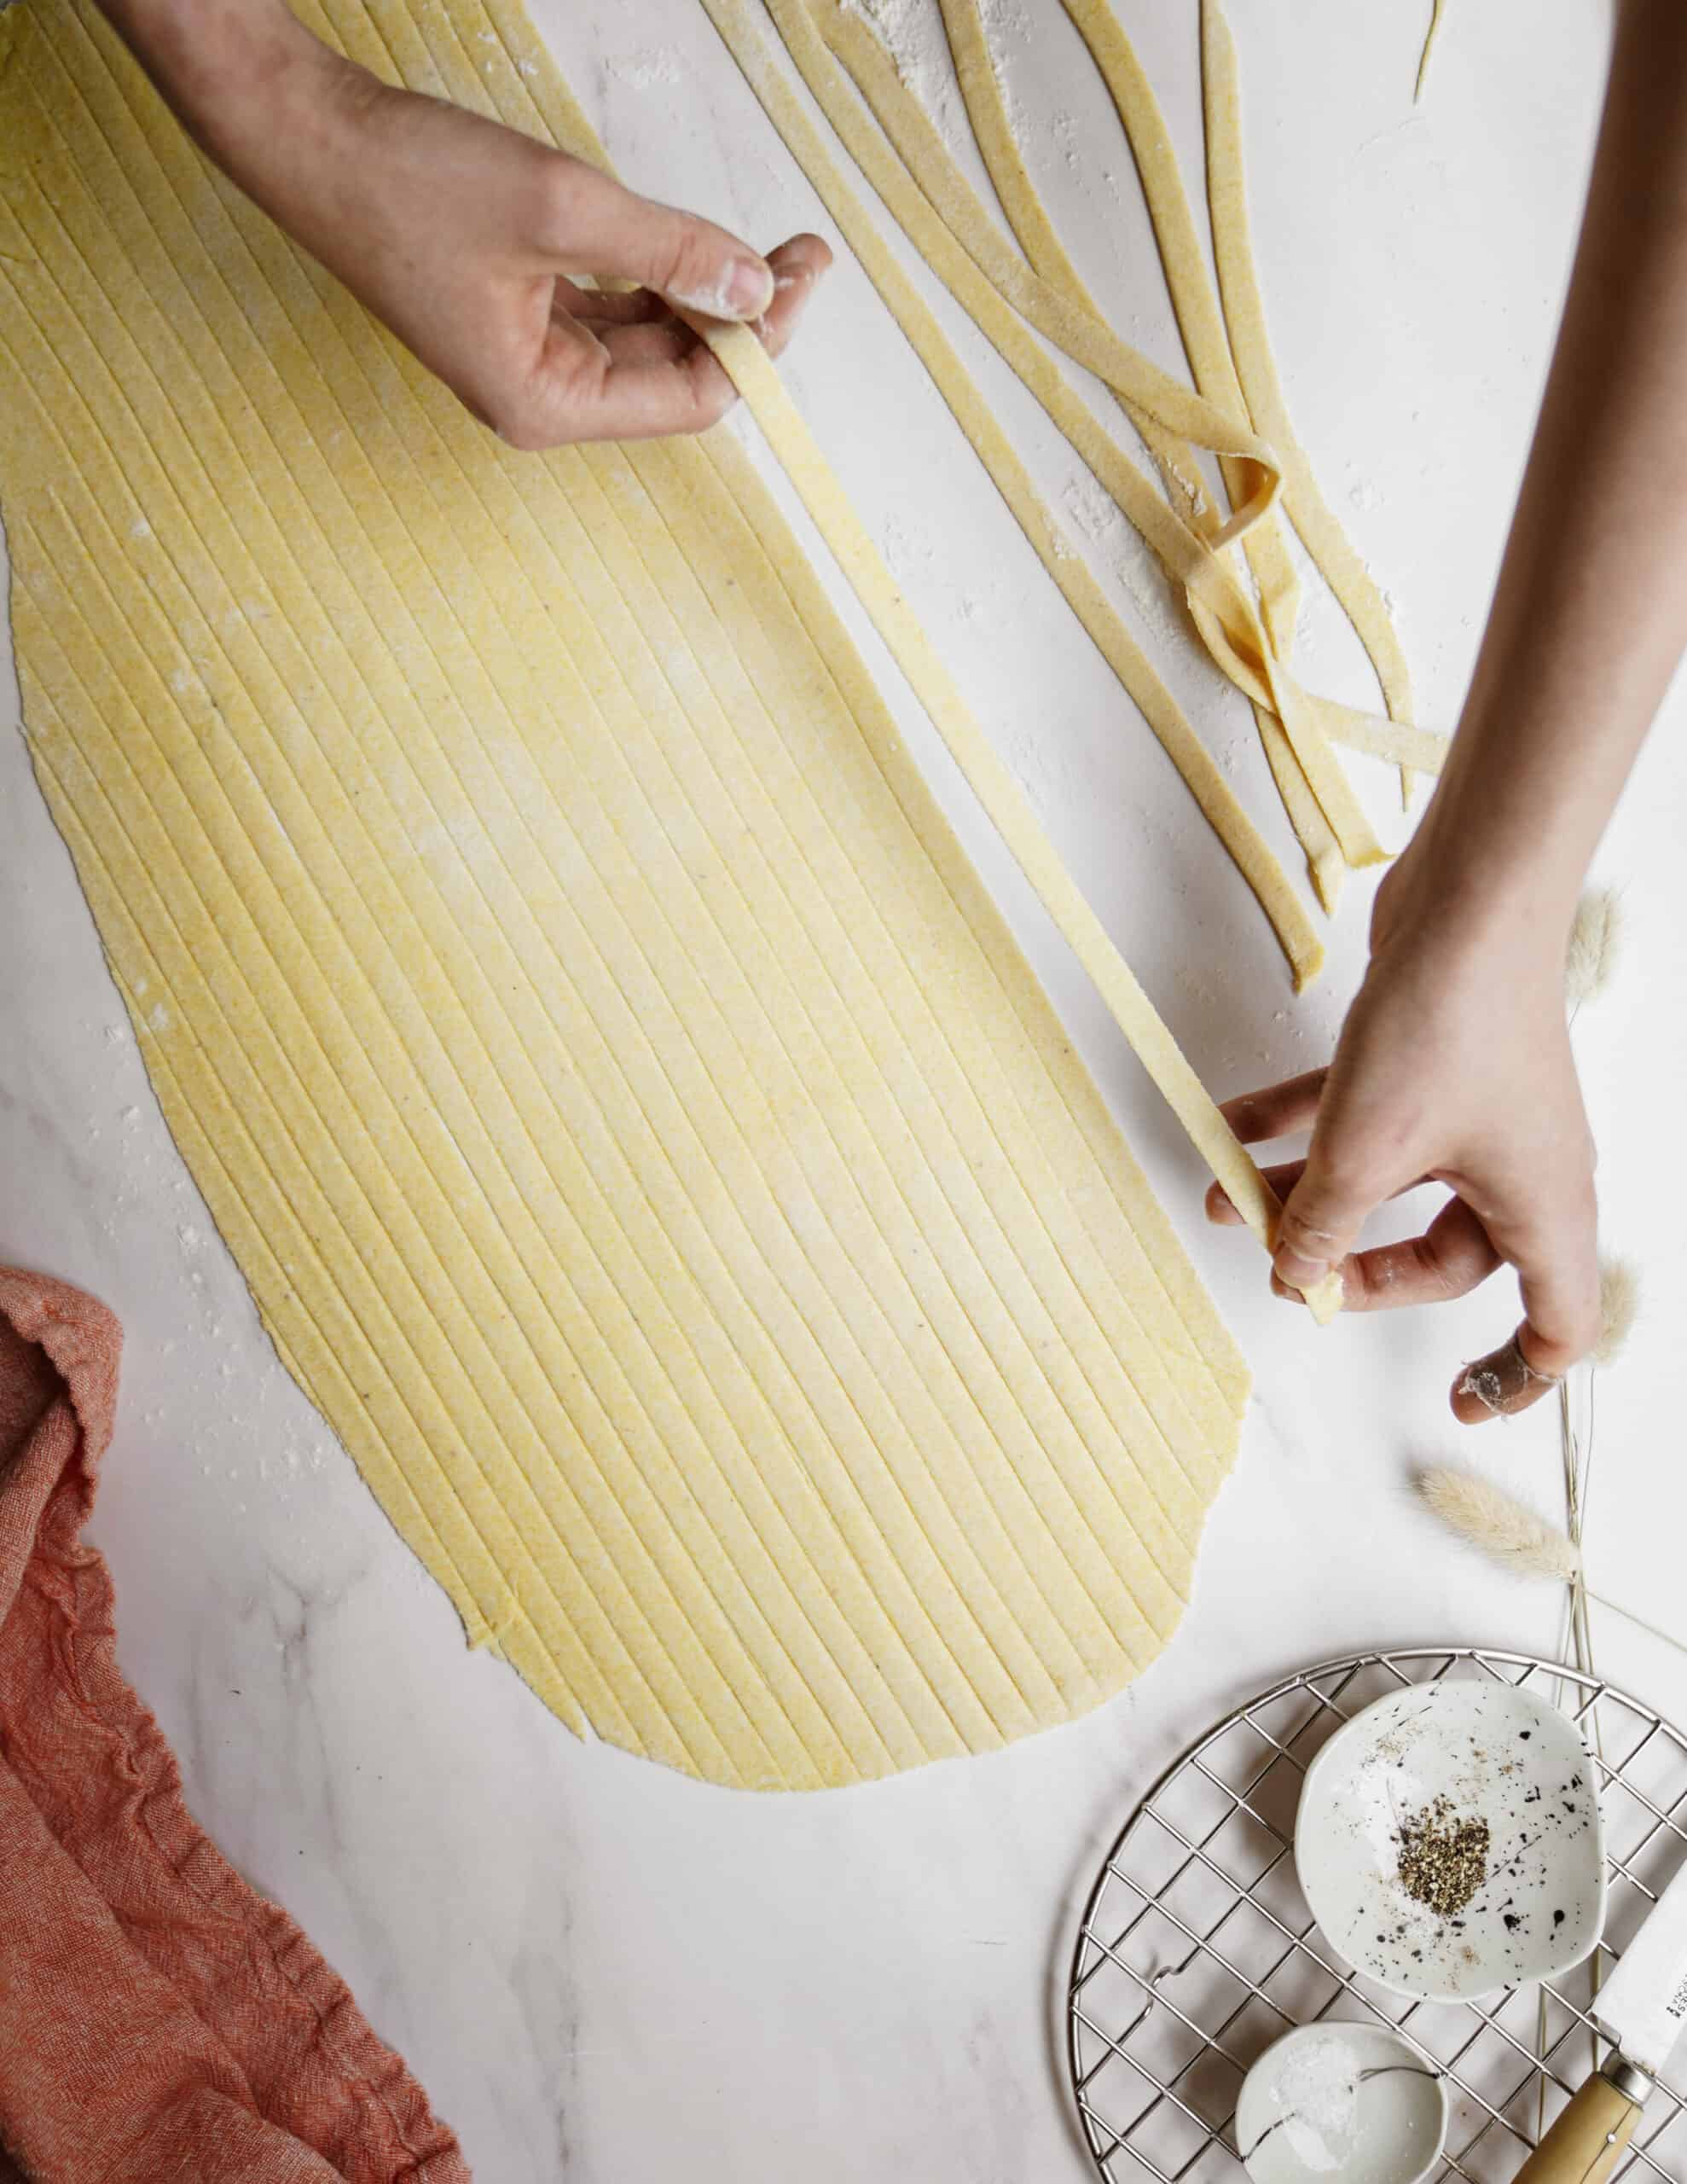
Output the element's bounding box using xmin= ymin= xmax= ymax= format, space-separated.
xmin=0 ymin=0 xmax=1304 ymax=1786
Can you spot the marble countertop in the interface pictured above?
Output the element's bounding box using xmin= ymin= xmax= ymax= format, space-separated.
xmin=3 ymin=2 xmax=1683 ymax=2176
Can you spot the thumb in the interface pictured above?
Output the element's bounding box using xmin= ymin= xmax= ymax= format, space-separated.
xmin=561 ymin=166 xmax=775 ymax=322
xmin=1272 ymin=1132 xmax=1391 ymax=1294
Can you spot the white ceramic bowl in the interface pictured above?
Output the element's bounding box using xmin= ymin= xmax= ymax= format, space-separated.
xmin=1295 ymin=1679 xmax=1605 ymax=2002
xmin=1236 ymin=2023 xmax=1447 ymax=2184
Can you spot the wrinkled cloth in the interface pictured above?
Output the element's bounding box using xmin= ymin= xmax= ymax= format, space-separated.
xmin=0 ymin=1266 xmax=471 ymax=2182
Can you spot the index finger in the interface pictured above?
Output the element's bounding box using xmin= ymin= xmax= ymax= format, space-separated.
xmin=1220 ymin=1069 xmax=1329 ymax=1145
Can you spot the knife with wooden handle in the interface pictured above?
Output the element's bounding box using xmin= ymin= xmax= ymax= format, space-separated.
xmin=1512 ymin=1853 xmax=1687 ymax=2184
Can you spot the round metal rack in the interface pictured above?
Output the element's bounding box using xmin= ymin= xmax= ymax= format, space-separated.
xmin=1068 ymin=1647 xmax=1687 ymax=2184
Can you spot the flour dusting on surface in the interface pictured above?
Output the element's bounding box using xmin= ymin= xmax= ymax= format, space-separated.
xmin=841 ymin=0 xmax=959 ymax=136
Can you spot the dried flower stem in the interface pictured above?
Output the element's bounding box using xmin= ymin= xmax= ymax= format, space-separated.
xmin=1560 ymin=1368 xmax=1605 ymax=2085
xmin=1413 ymin=0 xmax=1446 ymax=103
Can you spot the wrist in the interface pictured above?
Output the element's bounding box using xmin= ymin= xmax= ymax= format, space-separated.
xmin=1373 ymin=820 xmax=1581 ymax=975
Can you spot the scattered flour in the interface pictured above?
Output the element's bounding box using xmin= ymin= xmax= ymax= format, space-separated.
xmin=616 ymin=46 xmax=681 ymax=90
xmin=840 ymin=0 xmax=957 ymax=136
xmin=1057 ymin=470 xmax=1180 ymax=643
xmin=1059 ymin=470 xmax=1122 ymax=553
xmin=988 ymin=42 xmax=1029 ymax=146
xmin=878 ymin=509 xmax=935 ymax=589
xmin=976 ymin=0 xmax=1031 ymax=41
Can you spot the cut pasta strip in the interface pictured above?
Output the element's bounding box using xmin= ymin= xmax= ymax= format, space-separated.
xmin=1200 ymin=0 xmax=1417 ymax=801
xmin=802 ymin=0 xmax=1262 ymax=497
xmin=1258 ymin=706 xmax=1343 ymax=915
xmin=936 ymin=0 xmax=1341 ymax=909
xmin=1317 ymin=700 xmax=1446 ymax=775
xmin=1041 ymin=0 xmax=1354 ymax=887
xmin=1052 ymin=0 xmax=1415 ymax=802
xmin=691 ymin=0 xmax=1319 ymax=981
xmin=786 ymin=0 xmax=1383 ymax=868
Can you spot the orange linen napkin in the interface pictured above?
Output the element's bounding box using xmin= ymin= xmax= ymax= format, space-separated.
xmin=0 ymin=1265 xmax=471 ymax=2182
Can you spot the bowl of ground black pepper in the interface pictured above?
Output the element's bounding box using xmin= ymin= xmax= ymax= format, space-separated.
xmin=1294 ymin=1679 xmax=1606 ymax=2002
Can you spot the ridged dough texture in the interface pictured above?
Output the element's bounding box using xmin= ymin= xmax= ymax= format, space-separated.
xmin=0 ymin=0 xmax=1248 ymax=1787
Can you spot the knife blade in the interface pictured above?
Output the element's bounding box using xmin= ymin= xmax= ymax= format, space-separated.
xmin=1510 ymin=1846 xmax=1687 ymax=2184
xmin=1592 ymin=1850 xmax=1687 ymax=2077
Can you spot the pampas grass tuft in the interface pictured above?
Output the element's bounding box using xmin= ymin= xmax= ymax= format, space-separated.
xmin=1594 ymin=1258 xmax=1640 ymax=1368
xmin=1417 ymin=1466 xmax=1580 ymax=1582
xmin=1565 ymin=888 xmax=1622 ymax=1007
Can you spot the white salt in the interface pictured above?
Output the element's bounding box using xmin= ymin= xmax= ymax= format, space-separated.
xmin=1270 ymin=2033 xmax=1362 ymax=2173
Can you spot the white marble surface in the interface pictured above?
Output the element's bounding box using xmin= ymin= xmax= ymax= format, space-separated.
xmin=2 ymin=2 xmax=1682 ymax=2176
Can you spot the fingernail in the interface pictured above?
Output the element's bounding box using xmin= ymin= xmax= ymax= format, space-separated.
xmin=1274 ymin=1250 xmax=1330 ymax=1289
xmin=674 ymin=258 xmax=775 ymax=322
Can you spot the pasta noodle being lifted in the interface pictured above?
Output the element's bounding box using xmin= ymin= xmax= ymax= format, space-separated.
xmin=481 ymin=0 xmax=1359 ymax=1287
xmin=494 ymin=0 xmax=1346 ymax=1307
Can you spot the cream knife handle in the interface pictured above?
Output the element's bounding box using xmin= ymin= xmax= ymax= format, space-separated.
xmin=1514 ymin=2065 xmax=1647 ymax=2184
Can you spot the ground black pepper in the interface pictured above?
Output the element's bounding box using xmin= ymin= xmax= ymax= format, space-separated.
xmin=1394 ymin=1798 xmax=1491 ymax=1918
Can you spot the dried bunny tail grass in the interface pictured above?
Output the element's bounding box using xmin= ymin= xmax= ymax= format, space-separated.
xmin=1593 ymin=1258 xmax=1640 ymax=1368
xmin=1565 ymin=887 xmax=1623 ymax=1007
xmin=1417 ymin=1466 xmax=1581 ymax=1583
xmin=1421 ymin=1462 xmax=1687 ymax=1665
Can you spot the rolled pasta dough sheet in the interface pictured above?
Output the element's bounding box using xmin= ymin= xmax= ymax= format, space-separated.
xmin=0 ymin=0 xmax=1267 ymax=1788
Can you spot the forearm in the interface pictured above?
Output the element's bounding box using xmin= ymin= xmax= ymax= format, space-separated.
xmin=1405 ymin=0 xmax=1687 ymax=943
xmin=93 ymin=0 xmax=340 ymax=187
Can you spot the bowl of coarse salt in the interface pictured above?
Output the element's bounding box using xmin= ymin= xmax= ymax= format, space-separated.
xmin=1295 ymin=1678 xmax=1606 ymax=2003
xmin=1236 ymin=2024 xmax=1447 ymax=2184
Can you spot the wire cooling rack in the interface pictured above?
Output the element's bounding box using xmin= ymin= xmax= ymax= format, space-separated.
xmin=1068 ymin=1648 xmax=1687 ymax=2184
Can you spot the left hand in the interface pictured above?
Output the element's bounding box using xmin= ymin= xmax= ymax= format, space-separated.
xmin=121 ymin=0 xmax=832 ymax=448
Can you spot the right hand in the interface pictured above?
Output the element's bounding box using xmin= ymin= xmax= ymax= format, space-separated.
xmin=1206 ymin=862 xmax=1601 ymax=1423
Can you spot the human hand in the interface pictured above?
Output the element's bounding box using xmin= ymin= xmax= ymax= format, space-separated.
xmin=1206 ymin=860 xmax=1600 ymax=1423
xmin=152 ymin=3 xmax=830 ymax=447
